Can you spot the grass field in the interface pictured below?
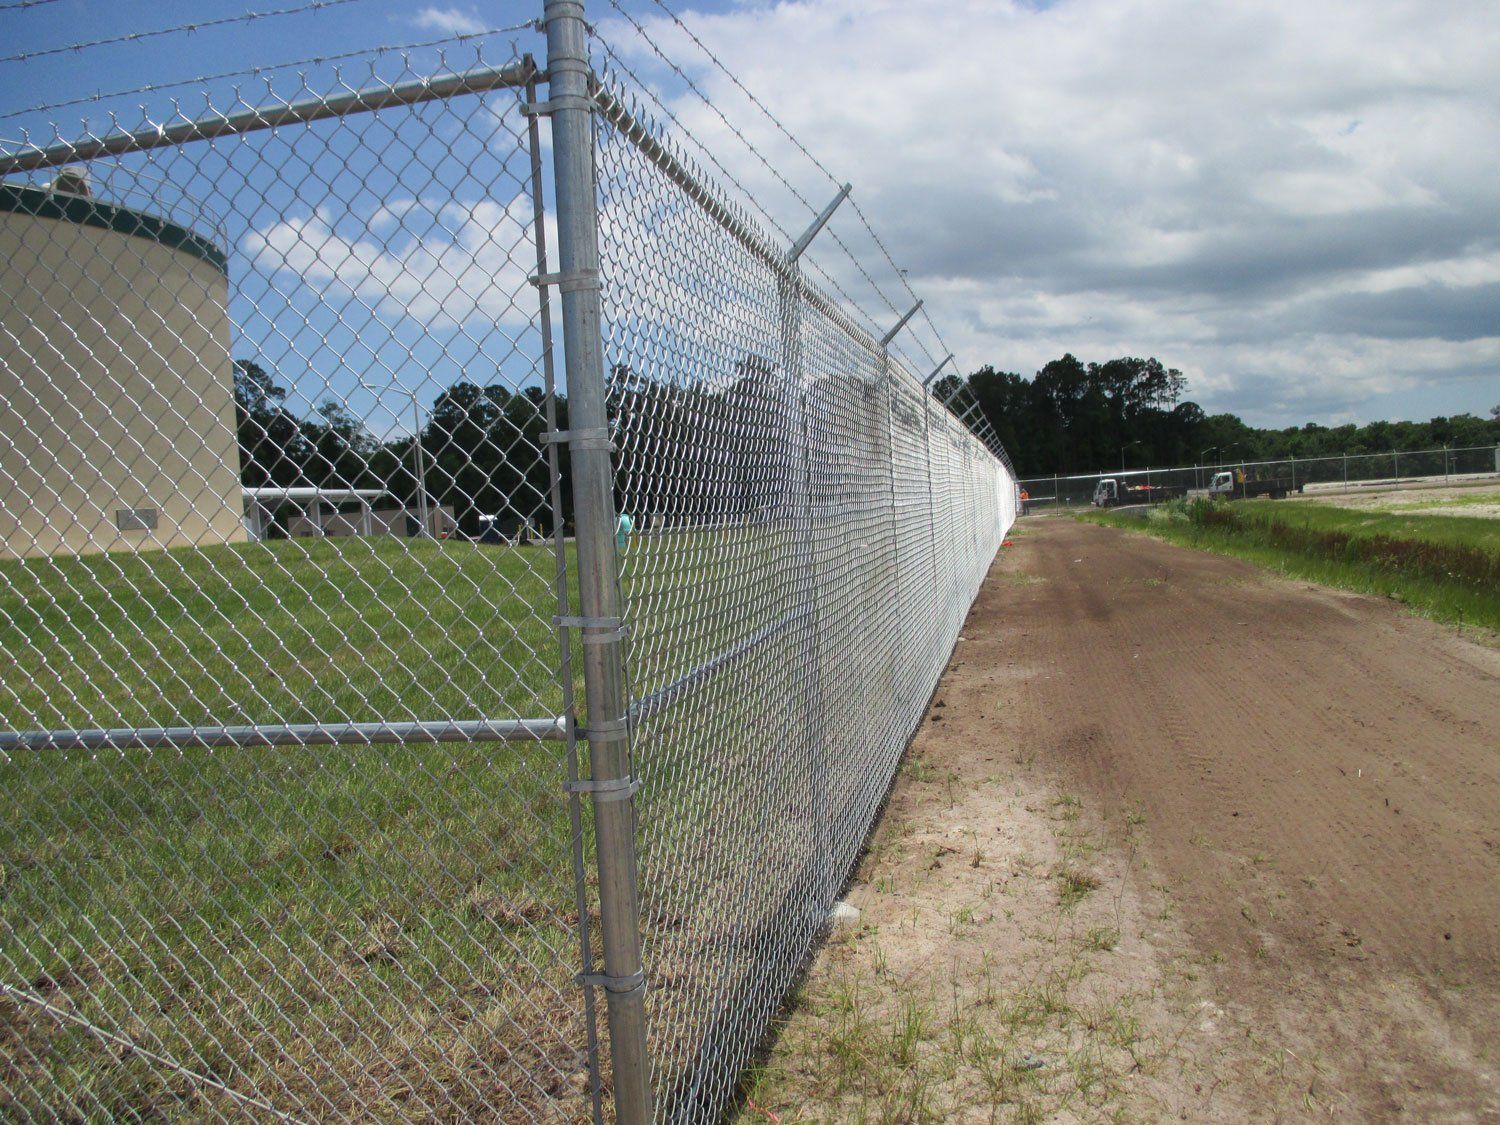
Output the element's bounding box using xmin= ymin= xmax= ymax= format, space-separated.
xmin=1080 ymin=498 xmax=1500 ymax=632
xmin=1 ymin=536 xmax=570 ymax=731
xmin=0 ymin=524 xmax=824 ymax=1117
xmin=0 ymin=536 xmax=596 ymax=1119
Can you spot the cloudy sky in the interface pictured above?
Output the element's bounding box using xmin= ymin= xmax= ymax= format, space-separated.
xmin=3 ymin=0 xmax=1497 ymax=428
xmin=593 ymin=0 xmax=1500 ymax=427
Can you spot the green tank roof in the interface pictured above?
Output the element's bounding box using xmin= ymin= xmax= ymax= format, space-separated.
xmin=0 ymin=181 xmax=228 ymax=274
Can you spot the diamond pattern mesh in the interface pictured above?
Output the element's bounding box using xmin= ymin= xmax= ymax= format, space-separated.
xmin=0 ymin=52 xmax=598 ymax=1121
xmin=590 ymin=59 xmax=1017 ymax=1122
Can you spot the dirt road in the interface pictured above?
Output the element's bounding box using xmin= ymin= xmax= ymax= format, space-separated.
xmin=752 ymin=516 xmax=1500 ymax=1121
xmin=1023 ymin=516 xmax=1500 ymax=1117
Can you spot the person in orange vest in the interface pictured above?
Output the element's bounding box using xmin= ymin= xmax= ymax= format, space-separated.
xmin=1019 ymin=487 xmax=1030 ymax=515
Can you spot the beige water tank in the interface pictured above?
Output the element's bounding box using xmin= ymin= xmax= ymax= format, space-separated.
xmin=0 ymin=173 xmax=245 ymax=558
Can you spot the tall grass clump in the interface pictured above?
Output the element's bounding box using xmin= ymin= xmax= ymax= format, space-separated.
xmin=1081 ymin=499 xmax=1500 ymax=632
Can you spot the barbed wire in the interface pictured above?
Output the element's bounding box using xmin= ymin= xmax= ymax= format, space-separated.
xmin=589 ymin=36 xmax=790 ymax=241
xmin=0 ymin=23 xmax=535 ymax=123
xmin=636 ymin=0 xmax=999 ymax=444
xmin=601 ymin=0 xmax=910 ymax=335
xmin=642 ymin=0 xmax=839 ymax=191
xmin=1 ymin=0 xmax=371 ymax=65
xmin=640 ymin=0 xmax=953 ymax=369
xmin=619 ymin=0 xmax=947 ymax=364
xmin=598 ymin=4 xmax=812 ymax=218
xmin=591 ymin=28 xmax=886 ymax=341
xmin=0 ymin=0 xmax=66 ymax=11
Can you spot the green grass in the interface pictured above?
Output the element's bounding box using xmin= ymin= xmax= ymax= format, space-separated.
xmin=1080 ymin=498 xmax=1500 ymax=632
xmin=0 ymin=524 xmax=822 ymax=1118
xmin=0 ymin=536 xmax=593 ymax=1118
xmin=0 ymin=536 xmax=569 ymax=730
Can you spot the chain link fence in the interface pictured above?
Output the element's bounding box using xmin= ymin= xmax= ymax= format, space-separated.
xmin=1 ymin=4 xmax=1015 ymax=1120
xmin=1022 ymin=444 xmax=1500 ymax=509
xmin=588 ymin=47 xmax=1014 ymax=1118
xmin=0 ymin=44 xmax=607 ymax=1122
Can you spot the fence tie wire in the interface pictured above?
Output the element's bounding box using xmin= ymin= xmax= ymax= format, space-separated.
xmin=542 ymin=426 xmax=616 ymax=452
xmin=577 ymin=969 xmax=646 ymax=996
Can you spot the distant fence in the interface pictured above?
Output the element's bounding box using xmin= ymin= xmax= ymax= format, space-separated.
xmin=1021 ymin=444 xmax=1500 ymax=508
xmin=0 ymin=3 xmax=1014 ymax=1121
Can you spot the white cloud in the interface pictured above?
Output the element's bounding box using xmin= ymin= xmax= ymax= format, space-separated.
xmin=242 ymin=193 xmax=542 ymax=332
xmin=594 ymin=0 xmax=1500 ymax=425
xmin=410 ymin=6 xmax=486 ymax=37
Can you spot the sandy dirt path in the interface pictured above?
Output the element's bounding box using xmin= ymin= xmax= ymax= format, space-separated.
xmin=750 ymin=516 xmax=1500 ymax=1122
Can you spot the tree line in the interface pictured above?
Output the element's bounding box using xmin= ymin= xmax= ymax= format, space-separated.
xmin=935 ymin=354 xmax=1500 ymax=477
xmin=234 ymin=359 xmax=572 ymax=537
xmin=235 ymin=355 xmax=1500 ymax=535
xmin=233 ymin=357 xmax=790 ymax=537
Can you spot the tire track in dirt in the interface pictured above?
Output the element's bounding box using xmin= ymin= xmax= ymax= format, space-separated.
xmin=1012 ymin=517 xmax=1500 ymax=1119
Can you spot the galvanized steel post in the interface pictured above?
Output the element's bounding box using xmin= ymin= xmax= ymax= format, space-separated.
xmin=542 ymin=2 xmax=652 ymax=1121
xmin=779 ymin=246 xmax=833 ymax=923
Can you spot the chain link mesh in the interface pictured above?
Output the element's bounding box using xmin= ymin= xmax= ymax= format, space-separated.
xmin=2 ymin=16 xmax=1023 ymax=1119
xmin=0 ymin=48 xmax=600 ymax=1121
xmin=590 ymin=55 xmax=1017 ymax=1121
xmin=1020 ymin=445 xmax=1500 ymax=509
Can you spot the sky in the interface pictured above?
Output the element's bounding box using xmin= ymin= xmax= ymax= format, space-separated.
xmin=1 ymin=0 xmax=1497 ymax=431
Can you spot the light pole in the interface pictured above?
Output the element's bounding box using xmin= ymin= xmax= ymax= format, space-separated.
xmin=1199 ymin=446 xmax=1217 ymax=490
xmin=1121 ymin=440 xmax=1142 ymax=472
xmin=411 ymin=397 xmax=432 ymax=538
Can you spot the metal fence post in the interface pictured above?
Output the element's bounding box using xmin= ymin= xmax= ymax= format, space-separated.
xmin=776 ymin=266 xmax=833 ymax=923
xmin=542 ymin=2 xmax=652 ymax=1121
xmin=524 ymin=70 xmax=605 ymax=1123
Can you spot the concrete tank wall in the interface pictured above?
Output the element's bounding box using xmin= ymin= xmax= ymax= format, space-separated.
xmin=0 ymin=183 xmax=246 ymax=558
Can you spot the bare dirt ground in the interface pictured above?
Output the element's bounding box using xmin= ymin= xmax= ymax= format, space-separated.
xmin=747 ymin=516 xmax=1500 ymax=1122
xmin=1295 ymin=482 xmax=1500 ymax=519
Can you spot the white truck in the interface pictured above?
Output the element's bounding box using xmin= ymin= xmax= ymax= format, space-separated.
xmin=1209 ymin=469 xmax=1302 ymax=500
xmin=1091 ymin=478 xmax=1187 ymax=507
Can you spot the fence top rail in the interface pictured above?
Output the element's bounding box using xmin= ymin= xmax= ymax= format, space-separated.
xmin=1021 ymin=442 xmax=1500 ymax=485
xmin=589 ymin=66 xmax=1007 ymax=475
xmin=0 ymin=56 xmax=538 ymax=175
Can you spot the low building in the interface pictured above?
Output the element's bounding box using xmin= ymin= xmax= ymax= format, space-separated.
xmin=243 ymin=487 xmax=456 ymax=541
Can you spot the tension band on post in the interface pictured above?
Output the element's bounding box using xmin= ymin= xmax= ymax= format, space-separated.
xmin=554 ymin=614 xmax=630 ymax=644
xmin=529 ymin=268 xmax=601 ymax=293
xmin=579 ymin=717 xmax=630 ymax=744
xmin=542 ymin=426 xmax=615 ymax=452
xmin=521 ymin=94 xmax=596 ymax=117
xmin=564 ymin=776 xmax=641 ymax=802
xmin=576 ymin=969 xmax=645 ymax=996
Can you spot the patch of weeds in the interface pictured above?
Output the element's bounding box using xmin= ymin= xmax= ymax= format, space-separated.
xmin=890 ymin=998 xmax=932 ymax=1067
xmin=949 ymin=905 xmax=977 ymax=933
xmin=1052 ymin=793 xmax=1083 ymax=823
xmin=1084 ymin=926 xmax=1120 ymax=952
xmin=904 ymin=758 xmax=936 ymax=783
xmin=1056 ymin=868 xmax=1102 ymax=911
